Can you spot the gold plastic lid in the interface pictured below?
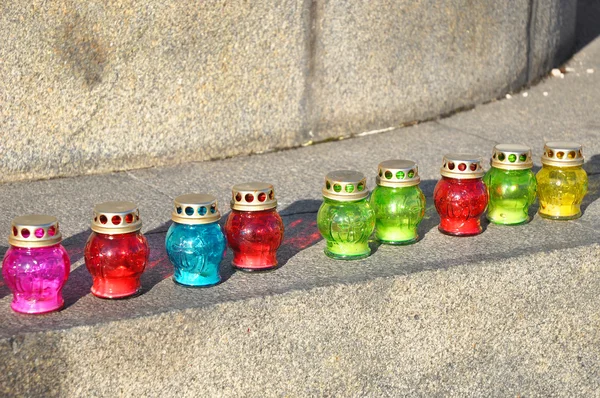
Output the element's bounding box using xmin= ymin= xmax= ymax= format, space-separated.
xmin=541 ymin=141 xmax=584 ymax=167
xmin=322 ymin=170 xmax=369 ymax=201
xmin=376 ymin=159 xmax=421 ymax=187
xmin=490 ymin=144 xmax=533 ymax=170
xmin=172 ymin=193 xmax=221 ymax=224
xmin=440 ymin=153 xmax=485 ymax=179
xmin=8 ymin=214 xmax=62 ymax=248
xmin=91 ymin=201 xmax=142 ymax=234
xmin=230 ymin=182 xmax=277 ymax=211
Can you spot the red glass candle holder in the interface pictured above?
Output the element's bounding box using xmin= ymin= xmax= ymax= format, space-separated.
xmin=225 ymin=182 xmax=284 ymax=271
xmin=434 ymin=154 xmax=489 ymax=236
xmin=84 ymin=202 xmax=149 ymax=298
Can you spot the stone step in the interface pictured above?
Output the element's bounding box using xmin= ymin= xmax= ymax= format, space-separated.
xmin=1 ymin=30 xmax=599 ymax=397
xmin=2 ymin=245 xmax=599 ymax=397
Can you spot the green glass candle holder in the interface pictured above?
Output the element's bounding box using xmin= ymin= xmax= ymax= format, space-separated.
xmin=484 ymin=144 xmax=537 ymax=225
xmin=317 ymin=170 xmax=375 ymax=260
xmin=537 ymin=142 xmax=588 ymax=220
xmin=370 ymin=160 xmax=425 ymax=244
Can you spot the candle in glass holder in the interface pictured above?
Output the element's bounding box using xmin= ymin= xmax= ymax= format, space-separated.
xmin=2 ymin=215 xmax=70 ymax=314
xmin=537 ymin=141 xmax=588 ymax=220
xmin=434 ymin=154 xmax=488 ymax=236
xmin=370 ymin=160 xmax=426 ymax=244
xmin=317 ymin=170 xmax=375 ymax=259
xmin=224 ymin=182 xmax=284 ymax=271
xmin=166 ymin=193 xmax=226 ymax=287
xmin=84 ymin=201 xmax=149 ymax=298
xmin=484 ymin=144 xmax=537 ymax=225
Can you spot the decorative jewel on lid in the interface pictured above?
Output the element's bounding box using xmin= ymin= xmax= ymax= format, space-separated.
xmin=376 ymin=160 xmax=420 ymax=187
xmin=172 ymin=194 xmax=221 ymax=224
xmin=230 ymin=182 xmax=277 ymax=211
xmin=8 ymin=214 xmax=62 ymax=248
xmin=541 ymin=141 xmax=584 ymax=167
xmin=322 ymin=170 xmax=368 ymax=201
xmin=490 ymin=144 xmax=533 ymax=170
xmin=91 ymin=201 xmax=142 ymax=235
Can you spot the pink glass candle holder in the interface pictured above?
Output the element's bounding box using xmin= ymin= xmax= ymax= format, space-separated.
xmin=2 ymin=215 xmax=70 ymax=314
xmin=84 ymin=201 xmax=149 ymax=299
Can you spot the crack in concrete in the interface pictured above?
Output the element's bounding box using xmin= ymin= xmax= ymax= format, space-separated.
xmin=145 ymin=228 xmax=170 ymax=236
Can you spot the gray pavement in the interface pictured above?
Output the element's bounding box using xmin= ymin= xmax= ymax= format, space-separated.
xmin=1 ymin=24 xmax=600 ymax=398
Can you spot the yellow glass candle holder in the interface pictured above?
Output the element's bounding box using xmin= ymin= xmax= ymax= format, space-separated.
xmin=536 ymin=142 xmax=588 ymax=220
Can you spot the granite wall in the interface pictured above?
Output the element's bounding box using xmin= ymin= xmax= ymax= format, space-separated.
xmin=0 ymin=0 xmax=577 ymax=182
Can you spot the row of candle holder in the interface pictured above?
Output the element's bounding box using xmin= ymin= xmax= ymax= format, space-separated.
xmin=320 ymin=141 xmax=587 ymax=260
xmin=1 ymin=141 xmax=588 ymax=315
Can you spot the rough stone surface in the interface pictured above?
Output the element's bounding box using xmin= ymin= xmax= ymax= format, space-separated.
xmin=0 ymin=0 xmax=310 ymax=182
xmin=309 ymin=0 xmax=532 ymax=139
xmin=1 ymin=246 xmax=599 ymax=397
xmin=0 ymin=0 xmax=578 ymax=182
xmin=529 ymin=0 xmax=577 ymax=80
xmin=1 ymin=33 xmax=600 ymax=396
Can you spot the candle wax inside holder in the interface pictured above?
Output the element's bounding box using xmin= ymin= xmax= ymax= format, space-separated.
xmin=370 ymin=185 xmax=426 ymax=245
xmin=225 ymin=209 xmax=284 ymax=271
xmin=317 ymin=197 xmax=375 ymax=260
xmin=2 ymin=244 xmax=70 ymax=314
xmin=536 ymin=165 xmax=588 ymax=220
xmin=484 ymin=167 xmax=537 ymax=225
xmin=434 ymin=177 xmax=488 ymax=236
xmin=84 ymin=231 xmax=149 ymax=299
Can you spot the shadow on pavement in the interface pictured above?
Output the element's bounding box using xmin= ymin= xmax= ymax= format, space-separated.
xmin=0 ymin=245 xmax=7 ymax=300
xmin=61 ymin=230 xmax=94 ymax=308
xmin=575 ymin=0 xmax=600 ymax=51
xmin=277 ymin=199 xmax=323 ymax=267
xmin=582 ymin=154 xmax=600 ymax=215
xmin=418 ymin=179 xmax=442 ymax=238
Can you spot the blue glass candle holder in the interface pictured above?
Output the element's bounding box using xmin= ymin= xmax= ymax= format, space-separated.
xmin=166 ymin=194 xmax=226 ymax=287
